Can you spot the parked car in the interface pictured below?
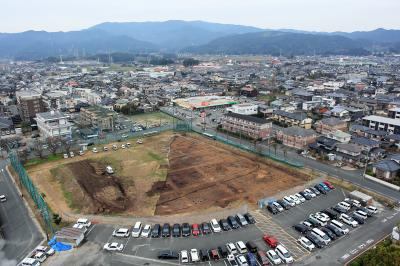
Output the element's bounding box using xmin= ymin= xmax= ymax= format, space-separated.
xmin=190 ymin=249 xmax=199 ymax=262
xmin=305 ymin=232 xmax=324 ymax=249
xmin=35 ymin=246 xmax=55 ymax=256
xmin=180 ymin=250 xmax=189 ymax=263
xmin=0 ymin=195 xmax=6 ymax=203
xmin=322 ymin=208 xmax=338 ymax=219
xmin=202 ymin=222 xmax=212 ymax=234
xmin=162 ymin=223 xmax=171 ymax=237
xmin=289 ymin=195 xmax=301 ymax=205
xmin=220 ymin=219 xmax=231 ymax=231
xmin=319 ymin=182 xmax=330 ymax=191
xmin=209 ymin=249 xmax=220 ymax=260
xmin=293 ymin=224 xmax=309 ymax=234
xmin=151 ymin=224 xmax=161 ymax=238
xmin=199 ymin=249 xmax=209 ymax=261
xmin=325 ymin=224 xmax=344 ymax=237
xmin=309 ymin=214 xmax=327 ymax=226
xmin=236 ymin=213 xmax=249 ymax=226
xmin=158 ymin=250 xmax=179 ymax=260
xmin=141 ymin=224 xmax=151 ymax=238
xmin=226 ymin=242 xmax=238 ymax=255
xmin=237 ymin=254 xmax=249 ymax=266
xmin=309 ymin=187 xmax=320 ymax=196
xmin=275 ymin=245 xmax=294 ymax=264
xmin=330 ymin=219 xmax=350 ymax=235
xmin=366 ymin=205 xmax=378 ymax=215
xmin=131 ymin=221 xmax=142 ymax=238
xmin=320 ymin=227 xmax=337 ymax=240
xmin=323 ymin=181 xmax=335 ymax=190
xmin=245 ymin=241 xmax=258 ymax=253
xmin=298 ymin=237 xmax=315 ymax=251
xmin=236 ymin=241 xmax=248 ymax=254
xmin=299 ymin=191 xmax=312 ymax=200
xmin=304 ymin=189 xmax=316 ymax=198
xmin=192 ymin=223 xmax=200 ymax=236
xmin=345 ymin=198 xmax=361 ymax=208
xmin=310 ymin=228 xmax=331 ymax=246
xmin=182 ymin=223 xmax=191 ymax=236
xmin=172 ymin=224 xmax=181 ymax=237
xmin=301 ymin=220 xmax=314 ymax=229
xmin=354 ymin=210 xmax=368 ymax=220
xmin=267 ymin=204 xmax=279 ymax=215
xmin=332 ymin=205 xmax=347 ymax=214
xmin=112 ymin=228 xmax=130 ymax=238
xmin=256 ymin=250 xmax=270 ymax=266
xmin=228 ymin=216 xmax=240 ymax=229
xmin=339 ymin=213 xmax=358 ymax=228
xmin=272 ymin=202 xmax=284 ymax=212
xmin=283 ymin=196 xmax=296 ymax=207
xmin=211 ymin=219 xmax=222 ymax=232
xmin=266 ymin=250 xmax=282 ymax=265
xmin=103 ymin=242 xmax=124 ymax=251
xmin=218 ymin=245 xmax=229 ymax=258
xmin=277 ymin=199 xmax=291 ymax=210
xmin=247 ymin=252 xmax=257 ymax=266
xmin=244 ymin=213 xmax=256 ymax=224
xmin=314 ymin=184 xmax=326 ymax=195
xmin=295 ymin=193 xmax=306 ymax=203
xmin=338 ymin=201 xmax=351 ymax=211
xmin=263 ymin=235 xmax=278 ymax=248
xmin=227 ymin=254 xmax=238 ymax=265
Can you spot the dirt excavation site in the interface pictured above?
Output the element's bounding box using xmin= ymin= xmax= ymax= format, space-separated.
xmin=27 ymin=132 xmax=308 ymax=217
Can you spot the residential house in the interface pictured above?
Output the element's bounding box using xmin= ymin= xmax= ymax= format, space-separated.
xmin=315 ymin=117 xmax=348 ymax=135
xmin=276 ymin=126 xmax=317 ymax=149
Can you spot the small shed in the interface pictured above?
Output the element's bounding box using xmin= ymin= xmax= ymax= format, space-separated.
xmin=54 ymin=227 xmax=85 ymax=247
xmin=349 ymin=190 xmax=373 ymax=206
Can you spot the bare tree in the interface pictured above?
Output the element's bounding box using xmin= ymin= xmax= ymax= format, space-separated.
xmin=17 ymin=148 xmax=29 ymax=163
xmin=60 ymin=138 xmax=73 ymax=155
xmin=32 ymin=139 xmax=45 ymax=158
xmin=46 ymin=137 xmax=60 ymax=155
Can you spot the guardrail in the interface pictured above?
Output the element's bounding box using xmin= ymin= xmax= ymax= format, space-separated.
xmin=364 ymin=174 xmax=400 ymax=191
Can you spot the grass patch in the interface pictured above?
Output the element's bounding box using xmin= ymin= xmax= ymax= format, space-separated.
xmin=148 ymin=151 xmax=164 ymax=162
xmin=25 ymin=154 xmax=63 ymax=168
xmin=127 ymin=111 xmax=173 ymax=125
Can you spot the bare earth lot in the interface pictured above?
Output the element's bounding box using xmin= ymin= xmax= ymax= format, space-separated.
xmin=27 ymin=132 xmax=308 ymax=217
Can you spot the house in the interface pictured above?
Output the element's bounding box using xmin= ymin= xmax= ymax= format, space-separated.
xmin=335 ymin=143 xmax=363 ymax=163
xmin=350 ymin=137 xmax=380 ymax=152
xmin=315 ymin=117 xmax=348 ymax=135
xmin=372 ymin=159 xmax=400 ymax=180
xmin=35 ymin=111 xmax=72 ymax=138
xmin=221 ymin=112 xmax=272 ymax=140
xmin=330 ymin=106 xmax=350 ymax=121
xmin=272 ymin=110 xmax=313 ymax=129
xmin=276 ymin=126 xmax=317 ymax=149
xmin=326 ymin=130 xmax=351 ymax=143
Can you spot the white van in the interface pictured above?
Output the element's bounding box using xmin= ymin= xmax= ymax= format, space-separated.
xmin=131 ymin=221 xmax=142 ymax=238
xmin=19 ymin=258 xmax=40 ymax=266
xmin=275 ymin=244 xmax=294 ymax=264
xmin=34 ymin=252 xmax=46 ymax=263
xmin=226 ymin=242 xmax=238 ymax=255
xmin=311 ymin=228 xmax=331 ymax=245
xmin=330 ymin=219 xmax=349 ymax=235
xmin=235 ymin=241 xmax=248 ymax=254
xmin=210 ymin=218 xmax=221 ymax=233
xmin=76 ymin=218 xmax=91 ymax=228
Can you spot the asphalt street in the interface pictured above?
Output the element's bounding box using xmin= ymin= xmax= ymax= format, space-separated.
xmin=0 ymin=159 xmax=43 ymax=262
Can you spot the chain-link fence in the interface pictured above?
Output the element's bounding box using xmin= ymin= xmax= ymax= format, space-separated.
xmin=8 ymin=150 xmax=54 ymax=236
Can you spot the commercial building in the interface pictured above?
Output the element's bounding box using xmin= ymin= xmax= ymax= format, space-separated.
xmin=35 ymin=111 xmax=72 ymax=138
xmin=226 ymin=103 xmax=258 ymax=115
xmin=362 ymin=115 xmax=400 ymax=134
xmin=173 ymin=96 xmax=238 ymax=110
xmin=276 ymin=126 xmax=317 ymax=149
xmin=80 ymin=106 xmax=117 ymax=132
xmin=16 ymin=91 xmax=46 ymax=122
xmin=221 ymin=112 xmax=272 ymax=140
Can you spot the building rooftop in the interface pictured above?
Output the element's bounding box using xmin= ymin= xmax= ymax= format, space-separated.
xmin=280 ymin=126 xmax=316 ymax=137
xmin=363 ymin=115 xmax=400 ymax=127
xmin=224 ymin=112 xmax=269 ymax=124
xmin=36 ymin=111 xmax=68 ymax=121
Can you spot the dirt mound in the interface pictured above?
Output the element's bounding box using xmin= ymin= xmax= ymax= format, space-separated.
xmin=68 ymin=160 xmax=131 ymax=214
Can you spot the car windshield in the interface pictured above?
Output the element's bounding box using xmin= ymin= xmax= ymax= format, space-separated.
xmin=270 ymin=252 xmax=279 ymax=259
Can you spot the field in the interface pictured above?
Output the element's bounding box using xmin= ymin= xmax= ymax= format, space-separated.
xmin=27 ymin=132 xmax=308 ymax=217
xmin=127 ymin=112 xmax=174 ymax=126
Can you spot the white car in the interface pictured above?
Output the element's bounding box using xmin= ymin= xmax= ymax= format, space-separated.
xmin=137 ymin=139 xmax=143 ymax=144
xmin=180 ymin=250 xmax=189 ymax=263
xmin=78 ymin=150 xmax=84 ymax=156
xmin=295 ymin=193 xmax=306 ymax=203
xmin=309 ymin=214 xmax=327 ymax=226
xmin=19 ymin=258 xmax=40 ymax=266
xmin=113 ymin=228 xmax=130 ymax=237
xmin=283 ymin=196 xmax=295 ymax=207
xmin=266 ymin=249 xmax=282 ymax=265
xmin=103 ymin=146 xmax=108 ymax=151
xmin=289 ymin=195 xmax=301 ymax=205
xmin=210 ymin=219 xmax=221 ymax=233
xmin=275 ymin=244 xmax=294 ymax=264
xmin=338 ymin=201 xmax=351 ymax=211
xmin=315 ymin=212 xmax=330 ymax=222
xmin=63 ymin=153 xmax=68 ymax=159
xmin=103 ymin=242 xmax=123 ymax=251
xmin=121 ymin=144 xmax=126 ymax=149
xmin=354 ymin=210 xmax=368 ymax=220
xmin=92 ymin=148 xmax=98 ymax=153
xmin=190 ymin=249 xmax=199 ymax=262
xmin=69 ymin=151 xmax=74 ymax=157
xmin=298 ymin=237 xmax=315 ymax=251
xmin=339 ymin=213 xmax=358 ymax=227
xmin=0 ymin=195 xmax=6 ymax=202
xmin=76 ymin=218 xmax=91 ymax=228
xmin=273 ymin=202 xmax=284 ymax=212
xmin=301 ymin=220 xmax=313 ymax=228
xmin=36 ymin=245 xmax=55 ymax=256
xmin=304 ymin=189 xmax=316 ymax=198
xmin=366 ymin=205 xmax=378 ymax=214
xmin=236 ymin=254 xmax=249 ymax=266
xmin=140 ymin=224 xmax=151 ymax=237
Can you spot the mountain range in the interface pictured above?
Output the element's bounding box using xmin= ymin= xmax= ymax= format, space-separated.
xmin=1 ymin=20 xmax=400 ymax=59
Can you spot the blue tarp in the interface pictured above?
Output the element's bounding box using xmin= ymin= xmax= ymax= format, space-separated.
xmin=48 ymin=237 xmax=72 ymax=252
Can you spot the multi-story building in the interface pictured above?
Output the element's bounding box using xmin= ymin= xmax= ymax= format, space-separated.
xmin=271 ymin=110 xmax=313 ymax=129
xmin=388 ymin=108 xmax=400 ymax=119
xmin=221 ymin=112 xmax=272 ymax=140
xmin=226 ymin=103 xmax=258 ymax=115
xmin=315 ymin=117 xmax=348 ymax=135
xmin=16 ymin=91 xmax=46 ymax=122
xmin=276 ymin=126 xmax=317 ymax=149
xmin=362 ymin=115 xmax=400 ymax=134
xmin=80 ymin=106 xmax=116 ymax=132
xmin=35 ymin=111 xmax=72 ymax=138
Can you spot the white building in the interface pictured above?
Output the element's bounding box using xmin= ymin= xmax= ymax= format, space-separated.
xmin=35 ymin=111 xmax=72 ymax=138
xmin=226 ymin=103 xmax=258 ymax=115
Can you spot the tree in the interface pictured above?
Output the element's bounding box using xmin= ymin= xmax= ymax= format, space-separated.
xmin=17 ymin=148 xmax=29 ymax=163
xmin=20 ymin=121 xmax=31 ymax=133
xmin=182 ymin=58 xmax=199 ymax=67
xmin=272 ymin=142 xmax=278 ymax=156
xmin=46 ymin=137 xmax=60 ymax=155
xmin=32 ymin=139 xmax=45 ymax=158
xmin=53 ymin=213 xmax=62 ymax=225
xmin=60 ymin=138 xmax=73 ymax=155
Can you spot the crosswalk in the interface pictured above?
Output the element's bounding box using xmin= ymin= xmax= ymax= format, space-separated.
xmin=250 ymin=210 xmax=310 ymax=260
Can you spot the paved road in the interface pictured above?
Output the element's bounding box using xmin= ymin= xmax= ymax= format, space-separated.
xmin=0 ymin=160 xmax=43 ymax=263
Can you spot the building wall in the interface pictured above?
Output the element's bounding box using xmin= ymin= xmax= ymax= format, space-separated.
xmin=276 ymin=131 xmax=317 ymax=149
xmin=18 ymin=96 xmax=46 ymax=122
xmin=221 ymin=116 xmax=272 ymax=140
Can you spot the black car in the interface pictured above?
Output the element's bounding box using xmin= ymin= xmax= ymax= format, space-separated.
xmin=322 ymin=208 xmax=338 ymax=219
xmin=202 ymin=222 xmax=212 ymax=234
xmin=162 ymin=223 xmax=171 ymax=237
xmin=332 ymin=205 xmax=347 ymax=214
xmin=182 ymin=223 xmax=191 ymax=236
xmin=351 ymin=214 xmax=365 ymax=225
xmin=246 ymin=241 xmax=258 ymax=253
xmin=199 ymin=249 xmax=209 ymax=261
xmin=151 ymin=224 xmax=161 ymax=238
xmin=299 ymin=191 xmax=312 ymax=200
xmin=320 ymin=227 xmax=337 ymax=240
xmin=325 ymin=224 xmax=344 ymax=237
xmin=219 ymin=219 xmax=231 ymax=231
xmin=314 ymin=184 xmax=326 ymax=195
xmin=305 ymin=233 xmax=324 ymax=248
xmin=227 ymin=216 xmax=240 ymax=229
xmin=310 ymin=187 xmax=321 ymax=196
xmin=293 ymin=223 xmax=309 ymax=234
xmin=158 ymin=250 xmax=179 ymax=260
xmin=267 ymin=204 xmax=278 ymax=215
xmin=172 ymin=223 xmax=181 ymax=237
xmin=306 ymin=218 xmax=320 ymax=227
xmin=277 ymin=199 xmax=290 ymax=210
xmin=244 ymin=213 xmax=256 ymax=224
xmin=218 ymin=245 xmax=229 ymax=258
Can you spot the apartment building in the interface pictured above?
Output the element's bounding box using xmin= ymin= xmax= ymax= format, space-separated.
xmin=35 ymin=111 xmax=72 ymax=138
xmin=80 ymin=106 xmax=116 ymax=132
xmin=271 ymin=110 xmax=313 ymax=129
xmin=16 ymin=91 xmax=46 ymax=122
xmin=362 ymin=115 xmax=400 ymax=134
xmin=221 ymin=112 xmax=272 ymax=140
xmin=275 ymin=126 xmax=317 ymax=149
xmin=315 ymin=117 xmax=348 ymax=135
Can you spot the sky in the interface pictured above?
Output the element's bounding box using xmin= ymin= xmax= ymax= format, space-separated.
xmin=1 ymin=0 xmax=399 ymax=33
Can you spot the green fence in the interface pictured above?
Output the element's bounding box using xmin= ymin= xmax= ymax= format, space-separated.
xmin=8 ymin=150 xmax=54 ymax=236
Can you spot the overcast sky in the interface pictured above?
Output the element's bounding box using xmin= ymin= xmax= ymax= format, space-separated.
xmin=1 ymin=0 xmax=399 ymax=33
